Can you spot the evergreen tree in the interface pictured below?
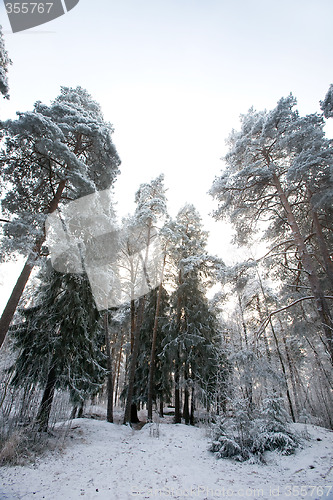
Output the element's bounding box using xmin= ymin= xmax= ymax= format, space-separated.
xmin=163 ymin=204 xmax=223 ymax=424
xmin=0 ymin=86 xmax=120 ymax=347
xmin=8 ymin=263 xmax=106 ymax=431
xmin=210 ymin=94 xmax=333 ymax=363
xmin=123 ymin=174 xmax=167 ymax=424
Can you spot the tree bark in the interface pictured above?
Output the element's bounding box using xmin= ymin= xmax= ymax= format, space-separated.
xmin=159 ymin=399 xmax=164 ymax=418
xmin=104 ymin=311 xmax=113 ymax=423
xmin=114 ymin=332 xmax=124 ymax=406
xmin=0 ymin=179 xmax=67 ymax=350
xmin=123 ymin=297 xmax=145 ymax=424
xmin=174 ymin=363 xmax=181 ymax=424
xmin=273 ymin=173 xmax=333 ymax=364
xmin=147 ymin=256 xmax=166 ymax=421
xmin=36 ymin=364 xmax=57 ymax=432
xmin=310 ymin=205 xmax=333 ymax=291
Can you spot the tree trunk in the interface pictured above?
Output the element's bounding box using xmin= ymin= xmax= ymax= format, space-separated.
xmin=174 ymin=362 xmax=181 ymax=424
xmin=114 ymin=332 xmax=124 ymax=406
xmin=123 ymin=297 xmax=145 ymax=424
xmin=273 ymin=173 xmax=333 ymax=363
xmin=147 ymin=256 xmax=166 ymax=421
xmin=159 ymin=399 xmax=164 ymax=418
xmin=36 ymin=364 xmax=57 ymax=432
xmin=269 ymin=319 xmax=296 ymax=422
xmin=104 ymin=311 xmax=113 ymax=423
xmin=311 ymin=207 xmax=333 ymax=291
xmin=0 ymin=179 xmax=67 ymax=350
xmin=77 ymin=401 xmax=84 ymax=418
xmin=190 ymin=385 xmax=195 ymax=426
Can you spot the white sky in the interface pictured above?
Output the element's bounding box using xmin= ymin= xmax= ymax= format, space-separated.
xmin=1 ymin=0 xmax=333 ymax=309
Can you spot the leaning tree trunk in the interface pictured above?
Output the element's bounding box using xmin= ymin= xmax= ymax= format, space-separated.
xmin=273 ymin=173 xmax=333 ymax=364
xmin=0 ymin=179 xmax=67 ymax=350
xmin=36 ymin=364 xmax=57 ymax=432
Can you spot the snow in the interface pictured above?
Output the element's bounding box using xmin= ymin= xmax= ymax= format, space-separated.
xmin=0 ymin=413 xmax=332 ymax=500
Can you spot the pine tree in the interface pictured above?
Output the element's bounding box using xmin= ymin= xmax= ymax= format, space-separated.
xmin=210 ymin=94 xmax=333 ymax=363
xmin=0 ymin=86 xmax=120 ymax=347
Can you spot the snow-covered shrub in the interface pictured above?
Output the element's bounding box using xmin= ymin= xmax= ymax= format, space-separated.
xmin=209 ymin=397 xmax=299 ymax=462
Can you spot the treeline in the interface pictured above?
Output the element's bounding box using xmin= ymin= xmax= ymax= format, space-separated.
xmin=0 ymin=35 xmax=332 ymax=453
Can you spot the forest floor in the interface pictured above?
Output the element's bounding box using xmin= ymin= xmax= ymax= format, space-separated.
xmin=0 ymin=407 xmax=332 ymax=500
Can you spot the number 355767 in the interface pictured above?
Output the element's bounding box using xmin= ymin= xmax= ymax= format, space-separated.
xmin=5 ymin=3 xmax=54 ymax=14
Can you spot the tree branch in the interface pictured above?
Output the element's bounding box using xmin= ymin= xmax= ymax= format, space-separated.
xmin=257 ymin=295 xmax=333 ymax=337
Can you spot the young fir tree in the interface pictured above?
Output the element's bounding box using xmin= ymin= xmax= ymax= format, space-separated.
xmin=8 ymin=262 xmax=106 ymax=431
xmin=0 ymin=86 xmax=120 ymax=348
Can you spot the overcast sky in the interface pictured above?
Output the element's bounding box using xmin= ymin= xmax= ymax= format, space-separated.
xmin=1 ymin=0 xmax=333 ymax=309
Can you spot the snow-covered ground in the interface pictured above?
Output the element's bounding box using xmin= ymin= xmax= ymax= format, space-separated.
xmin=0 ymin=413 xmax=332 ymax=500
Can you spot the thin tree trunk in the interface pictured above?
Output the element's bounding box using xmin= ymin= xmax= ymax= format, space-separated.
xmin=269 ymin=319 xmax=296 ymax=422
xmin=147 ymin=256 xmax=166 ymax=421
xmin=36 ymin=364 xmax=57 ymax=432
xmin=114 ymin=332 xmax=124 ymax=406
xmin=0 ymin=179 xmax=67 ymax=349
xmin=273 ymin=173 xmax=333 ymax=363
xmin=159 ymin=399 xmax=164 ymax=418
xmin=190 ymin=385 xmax=195 ymax=425
xmin=104 ymin=311 xmax=113 ymax=423
xmin=183 ymin=367 xmax=190 ymax=425
xmin=123 ymin=297 xmax=145 ymax=424
xmin=282 ymin=333 xmax=300 ymax=419
xmin=174 ymin=360 xmax=181 ymax=424
xmin=77 ymin=401 xmax=84 ymax=418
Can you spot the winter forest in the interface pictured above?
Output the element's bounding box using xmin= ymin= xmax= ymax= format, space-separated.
xmin=0 ymin=20 xmax=333 ymax=500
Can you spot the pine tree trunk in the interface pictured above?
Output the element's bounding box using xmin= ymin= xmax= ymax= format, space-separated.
xmin=104 ymin=311 xmax=113 ymax=423
xmin=114 ymin=333 xmax=124 ymax=406
xmin=190 ymin=385 xmax=195 ymax=425
xmin=269 ymin=319 xmax=296 ymax=422
xmin=311 ymin=206 xmax=333 ymax=291
xmin=273 ymin=173 xmax=333 ymax=364
xmin=123 ymin=297 xmax=145 ymax=424
xmin=147 ymin=256 xmax=166 ymax=421
xmin=174 ymin=362 xmax=181 ymax=424
xmin=70 ymin=406 xmax=78 ymax=420
xmin=183 ymin=368 xmax=190 ymax=425
xmin=36 ymin=364 xmax=57 ymax=432
xmin=77 ymin=401 xmax=84 ymax=418
xmin=159 ymin=399 xmax=164 ymax=417
xmin=0 ymin=179 xmax=67 ymax=349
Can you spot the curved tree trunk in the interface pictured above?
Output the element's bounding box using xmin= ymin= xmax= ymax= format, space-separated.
xmin=0 ymin=179 xmax=67 ymax=350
